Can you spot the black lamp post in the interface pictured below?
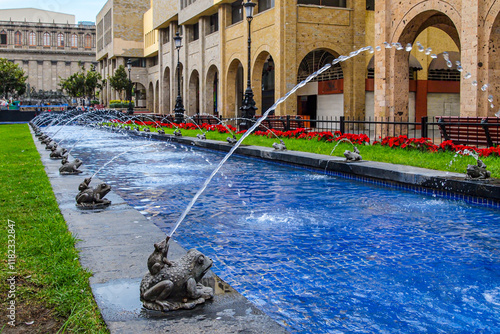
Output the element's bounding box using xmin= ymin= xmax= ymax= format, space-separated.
xmin=239 ymin=0 xmax=257 ymax=130
xmin=126 ymin=59 xmax=134 ymax=115
xmin=173 ymin=32 xmax=185 ymax=124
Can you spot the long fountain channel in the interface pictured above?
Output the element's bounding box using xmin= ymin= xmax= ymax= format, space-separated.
xmin=53 ymin=126 xmax=500 ymax=333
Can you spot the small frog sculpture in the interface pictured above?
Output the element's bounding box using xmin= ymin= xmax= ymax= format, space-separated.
xmin=272 ymin=139 xmax=287 ymax=151
xmin=344 ymin=146 xmax=362 ymax=162
xmin=197 ymin=133 xmax=206 ymax=140
xmin=50 ymin=146 xmax=67 ymax=159
xmin=174 ymin=129 xmax=182 ymax=137
xmin=140 ymin=248 xmax=214 ymax=312
xmin=157 ymin=129 xmax=165 ymax=135
xmin=59 ymin=158 xmax=83 ymax=175
xmin=75 ymin=178 xmax=112 ymax=208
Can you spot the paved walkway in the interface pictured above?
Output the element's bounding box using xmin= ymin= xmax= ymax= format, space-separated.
xmin=31 ymin=130 xmax=288 ymax=334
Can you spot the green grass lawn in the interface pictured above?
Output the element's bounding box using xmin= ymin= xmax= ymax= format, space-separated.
xmin=0 ymin=124 xmax=107 ymax=333
xmin=124 ymin=124 xmax=500 ymax=179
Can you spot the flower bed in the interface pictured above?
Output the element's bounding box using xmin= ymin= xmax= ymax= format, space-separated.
xmin=110 ymin=120 xmax=499 ymax=158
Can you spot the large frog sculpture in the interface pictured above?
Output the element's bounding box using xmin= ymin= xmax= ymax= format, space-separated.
xmin=466 ymin=159 xmax=491 ymax=179
xmin=75 ymin=178 xmax=112 ymax=208
xmin=140 ymin=247 xmax=214 ymax=312
xmin=59 ymin=158 xmax=83 ymax=175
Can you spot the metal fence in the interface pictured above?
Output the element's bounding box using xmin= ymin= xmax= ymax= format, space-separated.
xmin=129 ymin=113 xmax=500 ymax=147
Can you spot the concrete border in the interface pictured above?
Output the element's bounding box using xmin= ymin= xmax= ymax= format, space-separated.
xmin=31 ymin=129 xmax=288 ymax=334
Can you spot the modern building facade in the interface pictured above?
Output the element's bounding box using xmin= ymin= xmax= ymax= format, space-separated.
xmin=0 ymin=8 xmax=97 ymax=94
xmin=97 ymin=0 xmax=500 ymax=120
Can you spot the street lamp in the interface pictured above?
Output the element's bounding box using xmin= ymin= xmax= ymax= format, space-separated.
xmin=239 ymin=0 xmax=257 ymax=130
xmin=173 ymin=31 xmax=185 ymax=124
xmin=126 ymin=58 xmax=134 ymax=115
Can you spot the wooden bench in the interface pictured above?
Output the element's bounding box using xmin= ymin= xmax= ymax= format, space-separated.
xmin=436 ymin=116 xmax=500 ymax=147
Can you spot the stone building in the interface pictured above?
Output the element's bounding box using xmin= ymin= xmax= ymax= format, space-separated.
xmin=0 ymin=8 xmax=97 ymax=94
xmin=97 ymin=0 xmax=500 ymax=119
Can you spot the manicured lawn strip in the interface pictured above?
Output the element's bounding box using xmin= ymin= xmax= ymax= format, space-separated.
xmin=123 ymin=124 xmax=500 ymax=179
xmin=0 ymin=124 xmax=108 ymax=333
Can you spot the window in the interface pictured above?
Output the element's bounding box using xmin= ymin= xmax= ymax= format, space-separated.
xmin=162 ymin=27 xmax=170 ymax=44
xmin=191 ymin=23 xmax=199 ymax=41
xmin=57 ymin=33 xmax=64 ymax=47
xmin=208 ymin=13 xmax=218 ymax=34
xmin=231 ymin=0 xmax=243 ymax=24
xmin=0 ymin=31 xmax=6 ymax=45
xmin=43 ymin=32 xmax=51 ymax=46
xmin=258 ymin=0 xmax=274 ymax=13
xmin=71 ymin=34 xmax=78 ymax=48
xmin=297 ymin=0 xmax=347 ymax=7
xmin=84 ymin=34 xmax=92 ymax=48
xmin=29 ymin=32 xmax=36 ymax=46
xmin=366 ymin=0 xmax=374 ymax=10
xmin=14 ymin=31 xmax=22 ymax=46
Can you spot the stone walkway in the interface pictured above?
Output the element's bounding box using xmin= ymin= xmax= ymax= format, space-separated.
xmin=32 ymin=130 xmax=288 ymax=334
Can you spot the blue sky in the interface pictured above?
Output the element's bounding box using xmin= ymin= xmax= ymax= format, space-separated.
xmin=0 ymin=0 xmax=107 ymax=23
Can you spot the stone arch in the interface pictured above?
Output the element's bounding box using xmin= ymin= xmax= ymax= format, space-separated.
xmin=147 ymin=82 xmax=154 ymax=112
xmin=188 ymin=70 xmax=200 ymax=116
xmin=155 ymin=80 xmax=160 ymax=113
xmin=205 ymin=64 xmax=219 ymax=116
xmin=162 ymin=67 xmax=171 ymax=114
xmin=225 ymin=58 xmax=244 ymax=118
xmin=135 ymin=82 xmax=146 ymax=108
xmin=251 ymin=51 xmax=275 ymax=115
xmin=389 ymin=9 xmax=461 ymax=119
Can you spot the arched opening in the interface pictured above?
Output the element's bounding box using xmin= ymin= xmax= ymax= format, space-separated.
xmin=296 ymin=49 xmax=344 ymax=124
xmin=391 ymin=11 xmax=460 ymax=119
xmin=155 ymin=80 xmax=160 ymax=113
xmin=162 ymin=67 xmax=171 ymax=114
xmin=188 ymin=70 xmax=200 ymax=116
xmin=205 ymin=65 xmax=219 ymax=116
xmin=488 ymin=13 xmax=500 ymax=116
xmin=251 ymin=52 xmax=275 ymax=115
xmin=225 ymin=59 xmax=244 ymax=118
xmin=135 ymin=83 xmax=146 ymax=108
xmin=147 ymin=82 xmax=154 ymax=112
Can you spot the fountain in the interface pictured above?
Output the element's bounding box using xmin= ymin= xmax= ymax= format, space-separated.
xmin=59 ymin=157 xmax=83 ymax=175
xmin=343 ymin=146 xmax=362 ymax=161
xmin=27 ymin=38 xmax=500 ymax=327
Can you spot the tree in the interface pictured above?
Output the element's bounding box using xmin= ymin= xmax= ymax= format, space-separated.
xmin=108 ymin=65 xmax=130 ymax=100
xmin=59 ymin=63 xmax=103 ymax=102
xmin=0 ymin=58 xmax=27 ymax=99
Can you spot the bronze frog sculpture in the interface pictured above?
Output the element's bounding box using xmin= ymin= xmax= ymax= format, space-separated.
xmin=75 ymin=178 xmax=112 ymax=208
xmin=344 ymin=146 xmax=362 ymax=161
xmin=466 ymin=159 xmax=491 ymax=179
xmin=140 ymin=247 xmax=214 ymax=312
xmin=60 ymin=158 xmax=83 ymax=175
xmin=50 ymin=146 xmax=68 ymax=159
xmin=272 ymin=139 xmax=287 ymax=151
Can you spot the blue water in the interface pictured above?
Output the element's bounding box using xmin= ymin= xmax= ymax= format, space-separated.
xmin=60 ymin=127 xmax=500 ymax=333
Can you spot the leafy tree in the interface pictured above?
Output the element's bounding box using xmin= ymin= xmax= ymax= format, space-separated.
xmin=0 ymin=58 xmax=27 ymax=98
xmin=58 ymin=63 xmax=103 ymax=102
xmin=108 ymin=65 xmax=131 ymax=100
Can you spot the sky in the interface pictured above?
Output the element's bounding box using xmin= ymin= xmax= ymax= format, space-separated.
xmin=0 ymin=0 xmax=108 ymax=23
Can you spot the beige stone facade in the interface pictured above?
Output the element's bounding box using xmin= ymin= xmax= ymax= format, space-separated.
xmin=99 ymin=0 xmax=500 ymax=119
xmin=0 ymin=9 xmax=96 ymax=94
xmin=374 ymin=0 xmax=500 ymax=118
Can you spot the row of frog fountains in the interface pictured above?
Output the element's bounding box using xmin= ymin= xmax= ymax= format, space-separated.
xmin=28 ymin=113 xmax=491 ymax=313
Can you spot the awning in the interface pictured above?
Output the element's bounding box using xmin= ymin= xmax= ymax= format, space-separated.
xmin=368 ymin=54 xmax=423 ymax=70
xmin=429 ymin=51 xmax=460 ymax=71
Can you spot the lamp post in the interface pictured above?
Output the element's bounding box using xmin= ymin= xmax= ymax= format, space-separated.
xmin=173 ymin=32 xmax=185 ymax=124
xmin=239 ymin=0 xmax=257 ymax=131
xmin=126 ymin=58 xmax=134 ymax=115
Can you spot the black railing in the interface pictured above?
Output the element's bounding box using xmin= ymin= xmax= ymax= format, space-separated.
xmin=125 ymin=112 xmax=500 ymax=147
